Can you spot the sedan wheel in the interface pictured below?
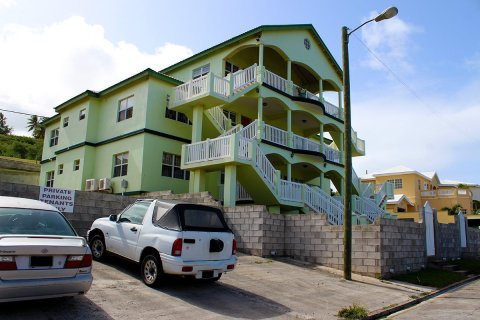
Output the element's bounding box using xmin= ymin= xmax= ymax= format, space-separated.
xmin=90 ymin=235 xmax=106 ymax=261
xmin=141 ymin=254 xmax=163 ymax=287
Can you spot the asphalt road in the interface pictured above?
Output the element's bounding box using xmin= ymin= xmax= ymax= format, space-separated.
xmin=0 ymin=255 xmax=426 ymax=320
xmin=388 ymin=278 xmax=480 ymax=320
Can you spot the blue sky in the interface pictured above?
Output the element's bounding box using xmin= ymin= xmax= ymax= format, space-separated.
xmin=1 ymin=0 xmax=479 ymax=183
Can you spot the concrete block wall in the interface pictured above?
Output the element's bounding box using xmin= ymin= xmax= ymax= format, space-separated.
xmin=436 ymin=223 xmax=461 ymax=260
xmin=463 ymin=227 xmax=480 ymax=259
xmin=379 ymin=219 xmax=427 ymax=276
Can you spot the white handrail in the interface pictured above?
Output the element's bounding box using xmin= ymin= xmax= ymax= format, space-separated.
xmin=304 ymin=185 xmax=344 ymax=225
xmin=238 ymin=136 xmax=251 ymax=159
xmin=264 ymin=124 xmax=288 ymax=147
xmin=293 ymin=134 xmax=321 ymax=152
xmin=213 ymin=74 xmax=229 ymax=97
xmin=353 ymin=195 xmax=387 ymax=223
xmin=324 ymin=145 xmax=341 ymax=163
xmin=241 ymin=120 xmax=258 ymax=140
xmin=254 ymin=145 xmax=276 ymax=190
xmin=208 ymin=106 xmax=230 ymax=132
xmin=185 ymin=135 xmax=232 ymax=164
xmin=323 ymin=100 xmax=343 ymax=120
xmin=263 ymin=69 xmax=288 ymax=93
xmin=232 ymin=64 xmax=257 ymax=93
xmin=279 ymin=180 xmax=303 ymax=202
xmin=220 ymin=124 xmax=242 ymax=137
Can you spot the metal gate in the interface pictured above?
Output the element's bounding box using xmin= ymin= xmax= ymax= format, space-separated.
xmin=423 ymin=202 xmax=435 ymax=256
xmin=458 ymin=213 xmax=467 ymax=248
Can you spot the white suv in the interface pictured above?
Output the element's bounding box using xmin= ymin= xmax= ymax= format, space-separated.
xmin=87 ymin=199 xmax=237 ymax=287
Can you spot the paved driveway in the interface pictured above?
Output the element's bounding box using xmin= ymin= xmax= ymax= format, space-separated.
xmin=0 ymin=255 xmax=427 ymax=319
xmin=389 ymin=278 xmax=480 ymax=320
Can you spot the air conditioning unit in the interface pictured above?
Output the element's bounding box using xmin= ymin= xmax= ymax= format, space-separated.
xmin=98 ymin=178 xmax=111 ymax=191
xmin=86 ymin=179 xmax=98 ymax=191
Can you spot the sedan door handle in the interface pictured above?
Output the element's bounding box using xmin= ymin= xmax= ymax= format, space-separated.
xmin=130 ymin=227 xmax=138 ymax=232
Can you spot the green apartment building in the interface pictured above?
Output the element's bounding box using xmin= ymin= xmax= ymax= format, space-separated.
xmin=40 ymin=25 xmax=389 ymax=224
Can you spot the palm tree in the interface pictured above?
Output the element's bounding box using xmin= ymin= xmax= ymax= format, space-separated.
xmin=26 ymin=115 xmax=45 ymax=139
xmin=0 ymin=112 xmax=13 ymax=135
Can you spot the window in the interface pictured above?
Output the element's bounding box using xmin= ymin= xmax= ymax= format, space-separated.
xmin=224 ymin=61 xmax=240 ymax=76
xmin=223 ymin=109 xmax=237 ymax=126
xmin=118 ymin=201 xmax=151 ymax=225
xmin=165 ymin=108 xmax=191 ymax=124
xmin=387 ymin=179 xmax=403 ymax=189
xmin=63 ymin=117 xmax=69 ymax=127
xmin=58 ymin=164 xmax=64 ymax=175
xmin=46 ymin=171 xmax=54 ymax=187
xmin=417 ymin=180 xmax=421 ymax=190
xmin=161 ymin=152 xmax=189 ymax=180
xmin=113 ymin=152 xmax=128 ymax=177
xmin=79 ymin=108 xmax=86 ymax=120
xmin=192 ymin=64 xmax=210 ymax=79
xmin=423 ymin=182 xmax=429 ymax=190
xmin=49 ymin=128 xmax=59 ymax=147
xmin=73 ymin=159 xmax=80 ymax=171
xmin=118 ymin=96 xmax=134 ymax=122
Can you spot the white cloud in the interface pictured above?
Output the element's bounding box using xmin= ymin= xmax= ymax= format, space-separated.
xmin=359 ymin=13 xmax=418 ymax=73
xmin=353 ymin=93 xmax=480 ymax=179
xmin=0 ymin=0 xmax=16 ymax=8
xmin=0 ymin=16 xmax=193 ymax=132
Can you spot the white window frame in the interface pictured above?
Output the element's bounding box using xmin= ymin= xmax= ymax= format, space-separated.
xmin=224 ymin=61 xmax=240 ymax=76
xmin=118 ymin=96 xmax=134 ymax=122
xmin=58 ymin=164 xmax=64 ymax=175
xmin=161 ymin=152 xmax=189 ymax=180
xmin=63 ymin=117 xmax=69 ymax=127
xmin=46 ymin=171 xmax=54 ymax=187
xmin=113 ymin=152 xmax=129 ymax=177
xmin=192 ymin=64 xmax=210 ymax=79
xmin=387 ymin=179 xmax=403 ymax=189
xmin=73 ymin=159 xmax=80 ymax=171
xmin=79 ymin=108 xmax=86 ymax=120
xmin=223 ymin=109 xmax=237 ymax=126
xmin=50 ymin=128 xmax=59 ymax=147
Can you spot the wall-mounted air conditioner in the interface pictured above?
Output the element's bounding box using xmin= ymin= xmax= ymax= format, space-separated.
xmin=98 ymin=178 xmax=111 ymax=191
xmin=86 ymin=179 xmax=98 ymax=191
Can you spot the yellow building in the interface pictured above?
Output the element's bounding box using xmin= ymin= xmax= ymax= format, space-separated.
xmin=361 ymin=165 xmax=475 ymax=223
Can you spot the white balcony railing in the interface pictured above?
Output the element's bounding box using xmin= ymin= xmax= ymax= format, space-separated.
xmin=279 ymin=180 xmax=303 ymax=202
xmin=264 ymin=124 xmax=288 ymax=147
xmin=323 ymin=100 xmax=343 ymax=120
xmin=263 ymin=69 xmax=288 ymax=92
xmin=208 ymin=106 xmax=230 ymax=132
xmin=324 ymin=145 xmax=341 ymax=163
xmin=185 ymin=135 xmax=232 ymax=164
xmin=293 ymin=134 xmax=321 ymax=152
xmin=255 ymin=145 xmax=277 ymax=190
xmin=232 ymin=64 xmax=257 ymax=93
xmin=241 ymin=120 xmax=258 ymax=140
xmin=304 ymin=185 xmax=344 ymax=225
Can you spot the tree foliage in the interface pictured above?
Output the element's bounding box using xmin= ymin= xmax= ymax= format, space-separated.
xmin=0 ymin=134 xmax=43 ymax=160
xmin=26 ymin=115 xmax=46 ymax=139
xmin=0 ymin=112 xmax=13 ymax=135
xmin=441 ymin=203 xmax=463 ymax=216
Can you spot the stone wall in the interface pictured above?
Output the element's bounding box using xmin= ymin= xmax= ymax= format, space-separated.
xmin=1 ymin=182 xmax=479 ymax=278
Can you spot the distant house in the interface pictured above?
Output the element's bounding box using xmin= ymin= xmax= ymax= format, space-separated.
xmin=361 ymin=165 xmax=475 ymax=222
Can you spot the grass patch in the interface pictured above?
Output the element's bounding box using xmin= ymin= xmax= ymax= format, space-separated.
xmin=455 ymin=259 xmax=480 ymax=274
xmin=337 ymin=304 xmax=368 ymax=320
xmin=392 ymin=268 xmax=466 ymax=288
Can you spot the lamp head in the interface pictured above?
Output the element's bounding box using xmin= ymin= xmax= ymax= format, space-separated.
xmin=374 ymin=6 xmax=398 ymax=22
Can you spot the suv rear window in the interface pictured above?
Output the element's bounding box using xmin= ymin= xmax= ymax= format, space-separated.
xmin=154 ymin=203 xmax=230 ymax=232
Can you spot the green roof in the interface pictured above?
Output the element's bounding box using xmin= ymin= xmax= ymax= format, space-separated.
xmin=160 ymin=24 xmax=343 ymax=79
xmin=53 ymin=68 xmax=182 ymax=113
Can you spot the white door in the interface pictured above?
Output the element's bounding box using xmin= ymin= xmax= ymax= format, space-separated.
xmin=424 ymin=202 xmax=435 ymax=256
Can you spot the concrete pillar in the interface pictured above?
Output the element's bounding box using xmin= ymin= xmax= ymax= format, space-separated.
xmin=338 ymin=177 xmax=344 ymax=196
xmin=319 ymin=78 xmax=324 ymax=102
xmin=338 ymin=91 xmax=343 ymax=113
xmin=257 ymin=96 xmax=263 ymax=141
xmin=319 ymin=122 xmax=324 ymax=153
xmin=339 ymin=132 xmax=344 ymax=164
xmin=258 ymin=43 xmax=264 ymax=69
xmin=223 ymin=164 xmax=237 ymax=207
xmin=189 ymin=169 xmax=206 ymax=193
xmin=287 ymin=109 xmax=292 ymax=148
xmin=319 ymin=171 xmax=325 ymax=190
xmin=192 ymin=105 xmax=203 ymax=143
xmin=287 ymin=60 xmax=292 ymax=81
xmin=287 ymin=163 xmax=292 ymax=181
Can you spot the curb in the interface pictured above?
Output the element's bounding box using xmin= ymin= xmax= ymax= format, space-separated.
xmin=364 ymin=274 xmax=480 ymax=319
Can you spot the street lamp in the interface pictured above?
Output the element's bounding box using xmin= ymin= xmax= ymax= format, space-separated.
xmin=342 ymin=6 xmax=398 ymax=280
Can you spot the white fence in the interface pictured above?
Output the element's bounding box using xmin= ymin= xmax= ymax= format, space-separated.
xmin=279 ymin=180 xmax=303 ymax=202
xmin=185 ymin=136 xmax=232 ymax=164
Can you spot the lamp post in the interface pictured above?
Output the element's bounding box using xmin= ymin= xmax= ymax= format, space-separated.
xmin=342 ymin=7 xmax=398 ymax=280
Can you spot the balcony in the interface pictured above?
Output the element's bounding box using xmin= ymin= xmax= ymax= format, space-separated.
xmin=421 ymin=189 xmax=471 ymax=198
xmin=172 ymin=64 xmax=344 ymax=121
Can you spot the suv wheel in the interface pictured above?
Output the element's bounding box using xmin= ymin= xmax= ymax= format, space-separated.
xmin=90 ymin=235 xmax=106 ymax=261
xmin=141 ymin=254 xmax=164 ymax=287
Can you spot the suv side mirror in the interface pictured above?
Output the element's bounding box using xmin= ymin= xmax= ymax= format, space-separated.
xmin=109 ymin=214 xmax=118 ymax=222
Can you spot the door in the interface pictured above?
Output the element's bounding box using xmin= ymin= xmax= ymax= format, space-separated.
xmin=110 ymin=201 xmax=151 ymax=260
xmin=241 ymin=116 xmax=252 ymax=127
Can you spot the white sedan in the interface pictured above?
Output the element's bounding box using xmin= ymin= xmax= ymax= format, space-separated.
xmin=88 ymin=199 xmax=237 ymax=287
xmin=0 ymin=196 xmax=93 ymax=302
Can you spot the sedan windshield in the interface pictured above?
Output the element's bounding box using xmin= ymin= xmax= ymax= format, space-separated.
xmin=0 ymin=208 xmax=76 ymax=236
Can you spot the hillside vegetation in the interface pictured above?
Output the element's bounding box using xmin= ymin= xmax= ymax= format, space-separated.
xmin=0 ymin=135 xmax=43 ymax=161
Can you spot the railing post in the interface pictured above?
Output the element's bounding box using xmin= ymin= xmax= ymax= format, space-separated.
xmin=228 ymin=73 xmax=234 ymax=97
xmin=231 ymin=133 xmax=238 ymax=161
xmin=274 ymin=170 xmax=281 ymax=195
xmin=208 ymin=73 xmax=214 ymax=96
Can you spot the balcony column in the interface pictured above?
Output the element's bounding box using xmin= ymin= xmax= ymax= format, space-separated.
xmin=319 ymin=122 xmax=324 ymax=153
xmin=223 ymin=164 xmax=237 ymax=207
xmin=258 ymin=43 xmax=264 ymax=69
xmin=338 ymin=177 xmax=345 ymax=196
xmin=287 ymin=60 xmax=292 ymax=81
xmin=339 ymin=132 xmax=344 ymax=164
xmin=192 ymin=105 xmax=203 ymax=143
xmin=257 ymin=96 xmax=263 ymax=141
xmin=287 ymin=109 xmax=293 ymax=148
xmin=319 ymin=171 xmax=325 ymax=191
xmin=287 ymin=163 xmax=292 ymax=181
xmin=189 ymin=169 xmax=206 ymax=193
xmin=319 ymin=78 xmax=324 ymax=103
xmin=338 ymin=91 xmax=343 ymax=114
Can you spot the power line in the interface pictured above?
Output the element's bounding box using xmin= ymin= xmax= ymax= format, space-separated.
xmin=0 ymin=108 xmax=48 ymax=118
